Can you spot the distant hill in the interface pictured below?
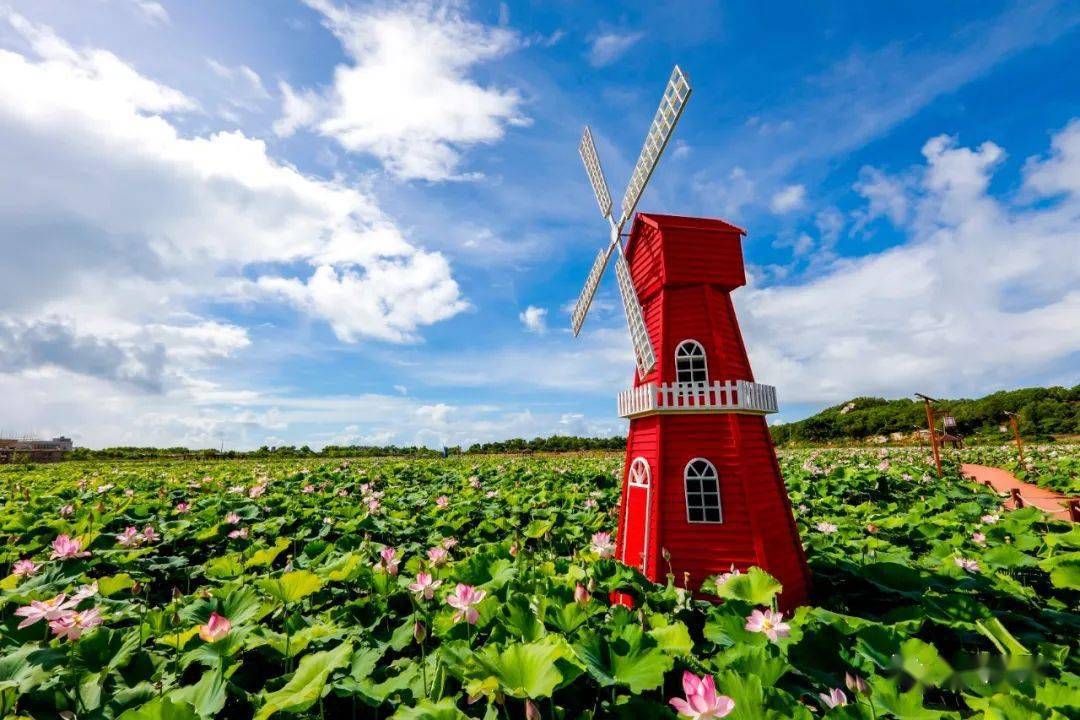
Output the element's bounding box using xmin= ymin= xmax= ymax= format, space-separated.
xmin=769 ymin=385 xmax=1080 ymax=445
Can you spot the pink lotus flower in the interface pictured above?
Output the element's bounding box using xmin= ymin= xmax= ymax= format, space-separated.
xmin=441 ymin=537 xmax=458 ymax=550
xmin=50 ymin=607 xmax=102 ymax=641
xmin=175 ymin=501 xmax=191 ymax=514
xmin=981 ymin=514 xmax=999 ymax=525
xmin=816 ymin=521 xmax=838 ymax=534
xmin=574 ymin=583 xmax=591 ymax=605
xmin=70 ymin=582 xmax=98 ymax=604
xmin=435 ymin=495 xmax=449 ymax=508
xmin=669 ymin=671 xmax=735 ymax=718
xmin=845 ymin=673 xmax=870 ymax=696
xmin=198 ymin=612 xmax=232 ymax=642
xmin=972 ymin=531 xmax=987 ymax=546
xmin=116 ymin=527 xmax=142 ymax=547
xmin=446 ymin=583 xmax=486 ymax=624
xmin=590 ymin=531 xmax=615 ymax=558
xmin=584 ymin=498 xmax=598 ymax=508
xmin=378 ymin=547 xmax=399 ymax=575
xmin=248 ymin=485 xmax=266 ymax=499
xmin=367 ymin=499 xmax=381 ymax=512
xmin=337 ymin=488 xmax=349 ymax=497
xmin=426 ymin=547 xmax=449 ymax=566
xmin=744 ymin=608 xmax=791 ymax=642
xmin=302 ymin=484 xmax=315 ymax=494
xmin=469 ymin=476 xmax=482 ymax=488
xmin=408 ymin=572 xmax=443 ymax=600
xmin=954 ymin=556 xmax=980 ymax=573
xmin=225 ymin=512 xmax=241 ymax=524
xmin=12 ymin=559 xmax=39 ymax=577
xmin=228 ymin=528 xmax=249 ymax=540
xmin=50 ymin=535 xmax=90 ymax=560
xmin=59 ymin=503 xmax=75 ymax=517
xmin=819 ymin=688 xmax=848 ymax=708
xmin=716 ymin=565 xmax=741 ymax=587
xmin=15 ymin=594 xmax=72 ymax=628
xmin=141 ymin=526 xmax=160 ymax=543
xmin=486 ymin=490 xmax=498 ymax=498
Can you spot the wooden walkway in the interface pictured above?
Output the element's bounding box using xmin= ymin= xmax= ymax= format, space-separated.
xmin=961 ymin=463 xmax=1076 ymax=522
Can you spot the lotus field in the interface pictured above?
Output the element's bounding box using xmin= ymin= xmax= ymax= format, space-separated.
xmin=0 ymin=448 xmax=1077 ymax=719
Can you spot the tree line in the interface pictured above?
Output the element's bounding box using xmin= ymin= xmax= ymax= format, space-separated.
xmin=768 ymin=385 xmax=1079 ymax=444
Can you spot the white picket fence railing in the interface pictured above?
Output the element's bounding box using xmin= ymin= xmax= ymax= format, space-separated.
xmin=617 ymin=380 xmax=778 ymax=418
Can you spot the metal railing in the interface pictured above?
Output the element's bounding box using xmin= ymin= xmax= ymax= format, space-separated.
xmin=617 ymin=380 xmax=778 ymax=418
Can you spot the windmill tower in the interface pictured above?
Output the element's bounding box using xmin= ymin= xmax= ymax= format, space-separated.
xmin=572 ymin=67 xmax=810 ymax=609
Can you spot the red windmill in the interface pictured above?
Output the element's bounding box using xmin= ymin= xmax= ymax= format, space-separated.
xmin=571 ymin=67 xmax=810 ymax=609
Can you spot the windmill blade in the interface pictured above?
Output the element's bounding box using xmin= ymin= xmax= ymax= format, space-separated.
xmin=579 ymin=126 xmax=613 ymax=220
xmin=614 ymin=253 xmax=656 ymax=377
xmin=616 ymin=65 xmax=692 ymax=231
xmin=570 ymin=243 xmax=615 ymax=336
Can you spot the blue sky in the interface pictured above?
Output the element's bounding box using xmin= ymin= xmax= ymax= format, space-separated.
xmin=0 ymin=0 xmax=1076 ymax=449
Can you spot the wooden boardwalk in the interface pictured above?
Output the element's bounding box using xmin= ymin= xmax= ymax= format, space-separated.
xmin=961 ymin=463 xmax=1075 ymax=522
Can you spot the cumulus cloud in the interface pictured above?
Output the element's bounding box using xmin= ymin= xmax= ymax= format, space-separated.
xmin=587 ymin=31 xmax=643 ymax=67
xmin=275 ymin=0 xmax=527 ymax=181
xmin=519 ymin=305 xmax=548 ymax=333
xmin=743 ymin=125 xmax=1080 ymax=404
xmin=0 ymin=10 xmax=467 ymax=430
xmin=770 ymin=184 xmax=807 ymax=213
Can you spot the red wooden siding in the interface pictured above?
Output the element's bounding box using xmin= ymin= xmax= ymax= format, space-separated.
xmin=618 ymin=211 xmax=810 ymax=610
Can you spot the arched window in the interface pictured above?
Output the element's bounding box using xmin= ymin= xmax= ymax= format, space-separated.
xmin=675 ymin=340 xmax=708 ymax=384
xmin=684 ymin=458 xmax=722 ymax=523
xmin=628 ymin=457 xmax=651 ymax=487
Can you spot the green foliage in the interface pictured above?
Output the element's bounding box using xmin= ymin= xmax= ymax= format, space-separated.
xmin=0 ymin=448 xmax=1075 ymax=718
xmin=770 ymin=385 xmax=1080 ymax=444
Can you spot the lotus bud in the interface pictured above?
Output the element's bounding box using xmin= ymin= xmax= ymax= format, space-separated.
xmin=662 ymin=547 xmax=671 ymax=562
xmin=171 ymin=587 xmax=183 ymax=602
xmin=866 ymin=523 xmax=878 ymax=534
xmin=509 ymin=542 xmax=519 ymax=557
xmin=574 ymin=583 xmax=591 ymax=606
xmin=413 ymin=620 xmax=427 ymax=643
xmin=586 ymin=577 xmax=596 ymax=593
xmin=845 ymin=672 xmax=870 ymax=696
xmin=524 ymin=699 xmax=541 ymax=720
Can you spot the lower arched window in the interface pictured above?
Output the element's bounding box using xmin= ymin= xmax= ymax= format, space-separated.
xmin=628 ymin=457 xmax=650 ymax=487
xmin=684 ymin=458 xmax=722 ymax=523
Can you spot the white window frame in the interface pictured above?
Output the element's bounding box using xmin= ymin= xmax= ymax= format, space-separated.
xmin=621 ymin=457 xmax=652 ymax=570
xmin=674 ymin=340 xmax=708 ymax=384
xmin=684 ymin=457 xmax=722 ymax=524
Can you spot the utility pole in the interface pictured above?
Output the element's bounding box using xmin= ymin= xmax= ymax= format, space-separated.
xmin=1005 ymin=411 xmax=1024 ymax=467
xmin=915 ymin=393 xmax=942 ymax=477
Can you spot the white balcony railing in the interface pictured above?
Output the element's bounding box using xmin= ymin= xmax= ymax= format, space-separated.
xmin=617 ymin=380 xmax=778 ymax=418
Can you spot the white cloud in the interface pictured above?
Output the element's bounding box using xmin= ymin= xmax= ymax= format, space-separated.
xmin=206 ymin=58 xmax=270 ymax=115
xmin=693 ymin=166 xmax=756 ymax=217
xmin=276 ymin=0 xmax=527 ymax=181
xmin=122 ymin=0 xmax=170 ymax=26
xmin=743 ymin=125 xmax=1080 ymax=405
xmin=770 ymin=184 xmax=807 ymax=213
xmin=587 ymin=31 xmax=643 ymax=67
xmin=0 ymin=13 xmax=466 ymax=398
xmin=519 ymin=305 xmax=548 ymax=334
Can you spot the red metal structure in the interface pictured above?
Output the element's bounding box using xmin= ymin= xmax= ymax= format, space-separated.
xmin=612 ymin=213 xmax=811 ymax=609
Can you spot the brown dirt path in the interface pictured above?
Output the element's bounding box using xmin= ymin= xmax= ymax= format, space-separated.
xmin=961 ymin=463 xmax=1075 ymax=521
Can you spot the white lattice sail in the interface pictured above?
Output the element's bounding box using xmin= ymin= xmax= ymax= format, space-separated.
xmin=570 ymin=243 xmax=614 ymax=335
xmin=617 ymin=65 xmax=692 ymax=230
xmin=579 ymin=126 xmax=613 ymax=220
xmin=614 ymin=254 xmax=656 ymax=377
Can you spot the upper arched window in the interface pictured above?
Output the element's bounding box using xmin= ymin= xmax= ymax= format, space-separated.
xmin=675 ymin=340 xmax=708 ymax=384
xmin=684 ymin=458 xmax=722 ymax=523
